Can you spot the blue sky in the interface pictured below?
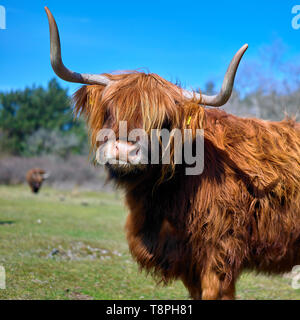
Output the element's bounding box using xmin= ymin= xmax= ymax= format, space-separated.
xmin=0 ymin=0 xmax=300 ymax=94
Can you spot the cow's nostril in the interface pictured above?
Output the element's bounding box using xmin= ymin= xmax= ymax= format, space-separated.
xmin=136 ymin=148 xmax=140 ymax=156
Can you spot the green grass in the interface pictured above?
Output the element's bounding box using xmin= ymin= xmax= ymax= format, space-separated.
xmin=0 ymin=185 xmax=299 ymax=300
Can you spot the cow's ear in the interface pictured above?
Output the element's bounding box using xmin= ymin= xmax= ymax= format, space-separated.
xmin=73 ymin=85 xmax=106 ymax=118
xmin=73 ymin=85 xmax=89 ymax=117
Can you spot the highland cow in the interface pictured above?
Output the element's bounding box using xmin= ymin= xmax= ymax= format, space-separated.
xmin=45 ymin=7 xmax=300 ymax=299
xmin=26 ymin=168 xmax=49 ymax=194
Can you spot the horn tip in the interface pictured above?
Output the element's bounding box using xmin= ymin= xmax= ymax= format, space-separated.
xmin=44 ymin=7 xmax=50 ymax=17
xmin=44 ymin=7 xmax=52 ymax=17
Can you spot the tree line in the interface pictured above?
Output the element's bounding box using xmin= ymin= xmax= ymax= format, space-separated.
xmin=0 ymin=79 xmax=88 ymax=158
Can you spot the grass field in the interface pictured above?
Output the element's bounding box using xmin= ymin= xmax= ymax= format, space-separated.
xmin=0 ymin=185 xmax=299 ymax=300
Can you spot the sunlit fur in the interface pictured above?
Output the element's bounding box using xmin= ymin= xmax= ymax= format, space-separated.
xmin=74 ymin=72 xmax=300 ymax=300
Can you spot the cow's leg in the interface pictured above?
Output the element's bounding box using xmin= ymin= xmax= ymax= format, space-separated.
xmin=189 ymin=288 xmax=202 ymax=300
xmin=201 ymin=269 xmax=236 ymax=300
xmin=181 ymin=277 xmax=202 ymax=300
xmin=181 ymin=270 xmax=236 ymax=300
xmin=220 ymin=280 xmax=236 ymax=300
xmin=201 ymin=269 xmax=221 ymax=300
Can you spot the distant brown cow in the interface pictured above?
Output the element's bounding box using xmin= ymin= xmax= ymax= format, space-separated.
xmin=26 ymin=169 xmax=49 ymax=194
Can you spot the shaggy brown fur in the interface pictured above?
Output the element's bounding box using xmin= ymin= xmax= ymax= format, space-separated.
xmin=74 ymin=72 xmax=300 ymax=300
xmin=26 ymin=168 xmax=47 ymax=193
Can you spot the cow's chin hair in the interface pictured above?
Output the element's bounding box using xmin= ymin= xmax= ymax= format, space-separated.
xmin=105 ymin=163 xmax=147 ymax=181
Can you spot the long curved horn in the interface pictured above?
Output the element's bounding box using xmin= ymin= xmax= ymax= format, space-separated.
xmin=45 ymin=7 xmax=110 ymax=86
xmin=183 ymin=44 xmax=248 ymax=107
